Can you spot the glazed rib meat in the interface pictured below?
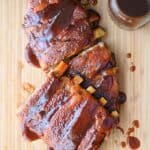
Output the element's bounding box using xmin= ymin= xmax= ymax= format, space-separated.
xmin=24 ymin=0 xmax=95 ymax=70
xmin=17 ymin=74 xmax=115 ymax=149
xmin=67 ymin=42 xmax=120 ymax=112
xmin=18 ymin=0 xmax=127 ymax=149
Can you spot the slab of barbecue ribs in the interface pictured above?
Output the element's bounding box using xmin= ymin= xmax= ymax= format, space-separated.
xmin=24 ymin=0 xmax=101 ymax=71
xmin=18 ymin=0 xmax=126 ymax=149
xmin=17 ymin=73 xmax=116 ymax=150
xmin=18 ymin=42 xmax=126 ymax=149
xmin=67 ymin=42 xmax=121 ymax=112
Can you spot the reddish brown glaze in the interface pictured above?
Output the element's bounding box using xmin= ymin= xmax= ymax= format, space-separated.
xmin=18 ymin=0 xmax=126 ymax=149
xmin=67 ymin=43 xmax=120 ymax=112
xmin=24 ymin=0 xmax=94 ymax=69
xmin=68 ymin=43 xmax=112 ymax=79
xmin=128 ymin=136 xmax=140 ymax=149
xmin=24 ymin=0 xmax=76 ymax=37
xmin=18 ymin=75 xmax=60 ymax=140
xmin=17 ymin=75 xmax=115 ymax=149
xmin=30 ymin=0 xmax=76 ymax=38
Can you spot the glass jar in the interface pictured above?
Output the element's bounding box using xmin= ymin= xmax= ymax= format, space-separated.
xmin=108 ymin=0 xmax=150 ymax=30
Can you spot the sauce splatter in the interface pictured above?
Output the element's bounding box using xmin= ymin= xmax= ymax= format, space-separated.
xmin=117 ymin=120 xmax=141 ymax=149
xmin=116 ymin=126 xmax=124 ymax=134
xmin=126 ymin=53 xmax=132 ymax=58
xmin=130 ymin=65 xmax=136 ymax=72
xmin=132 ymin=120 xmax=139 ymax=128
xmin=128 ymin=136 xmax=140 ymax=149
xmin=120 ymin=141 xmax=126 ymax=148
xmin=127 ymin=127 xmax=135 ymax=136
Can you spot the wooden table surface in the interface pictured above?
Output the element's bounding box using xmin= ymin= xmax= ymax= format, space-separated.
xmin=0 ymin=0 xmax=150 ymax=149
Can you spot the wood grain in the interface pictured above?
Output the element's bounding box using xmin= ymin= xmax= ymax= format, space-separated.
xmin=0 ymin=0 xmax=150 ymax=149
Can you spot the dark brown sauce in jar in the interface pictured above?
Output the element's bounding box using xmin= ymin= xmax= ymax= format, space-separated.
xmin=117 ymin=0 xmax=149 ymax=17
xmin=108 ymin=0 xmax=150 ymax=30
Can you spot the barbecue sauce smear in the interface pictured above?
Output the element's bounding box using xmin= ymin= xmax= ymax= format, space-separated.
xmin=117 ymin=0 xmax=150 ymax=17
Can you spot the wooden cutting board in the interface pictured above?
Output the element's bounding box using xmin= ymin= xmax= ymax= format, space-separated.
xmin=0 ymin=0 xmax=150 ymax=149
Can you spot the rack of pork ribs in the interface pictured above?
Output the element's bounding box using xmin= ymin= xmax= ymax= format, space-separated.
xmin=17 ymin=0 xmax=126 ymax=149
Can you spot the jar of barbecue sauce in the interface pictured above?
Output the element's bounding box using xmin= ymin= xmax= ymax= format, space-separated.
xmin=108 ymin=0 xmax=150 ymax=30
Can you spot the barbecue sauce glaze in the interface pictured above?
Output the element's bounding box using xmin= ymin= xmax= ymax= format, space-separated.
xmin=24 ymin=0 xmax=77 ymax=67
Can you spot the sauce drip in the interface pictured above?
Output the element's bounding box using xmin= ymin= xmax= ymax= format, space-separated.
xmin=25 ymin=45 xmax=40 ymax=67
xmin=22 ymin=126 xmax=39 ymax=141
xmin=117 ymin=0 xmax=150 ymax=17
